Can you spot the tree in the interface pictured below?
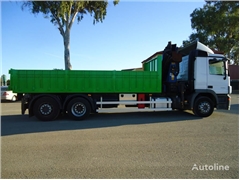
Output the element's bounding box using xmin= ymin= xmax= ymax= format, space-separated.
xmin=183 ymin=1 xmax=239 ymax=64
xmin=22 ymin=1 xmax=119 ymax=70
xmin=1 ymin=74 xmax=6 ymax=86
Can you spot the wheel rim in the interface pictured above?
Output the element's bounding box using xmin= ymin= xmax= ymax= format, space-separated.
xmin=198 ymin=101 xmax=210 ymax=114
xmin=40 ymin=104 xmax=53 ymax=115
xmin=71 ymin=102 xmax=86 ymax=117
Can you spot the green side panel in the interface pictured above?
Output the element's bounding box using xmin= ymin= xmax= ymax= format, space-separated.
xmin=143 ymin=54 xmax=162 ymax=72
xmin=9 ymin=68 xmax=162 ymax=94
xmin=143 ymin=62 xmax=150 ymax=71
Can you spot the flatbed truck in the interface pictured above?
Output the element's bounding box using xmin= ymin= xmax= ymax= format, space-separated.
xmin=9 ymin=41 xmax=232 ymax=121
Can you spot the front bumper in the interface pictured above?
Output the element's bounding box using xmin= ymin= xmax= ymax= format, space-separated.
xmin=217 ymin=94 xmax=231 ymax=110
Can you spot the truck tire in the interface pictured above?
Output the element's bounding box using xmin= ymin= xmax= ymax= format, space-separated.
xmin=33 ymin=97 xmax=60 ymax=121
xmin=193 ymin=96 xmax=214 ymax=117
xmin=67 ymin=97 xmax=91 ymax=120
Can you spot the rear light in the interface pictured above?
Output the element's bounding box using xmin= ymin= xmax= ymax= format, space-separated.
xmin=2 ymin=92 xmax=9 ymax=96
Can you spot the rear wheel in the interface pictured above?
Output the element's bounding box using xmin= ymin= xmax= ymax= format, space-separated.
xmin=33 ymin=96 xmax=60 ymax=121
xmin=67 ymin=97 xmax=91 ymax=120
xmin=193 ymin=96 xmax=214 ymax=117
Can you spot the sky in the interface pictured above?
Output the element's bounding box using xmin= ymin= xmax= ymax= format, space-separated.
xmin=1 ymin=1 xmax=205 ymax=80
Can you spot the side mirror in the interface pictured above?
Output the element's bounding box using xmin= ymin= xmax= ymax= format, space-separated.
xmin=222 ymin=57 xmax=230 ymax=80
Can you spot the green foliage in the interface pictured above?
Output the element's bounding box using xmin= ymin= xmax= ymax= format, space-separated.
xmin=183 ymin=1 xmax=239 ymax=64
xmin=22 ymin=1 xmax=119 ymax=27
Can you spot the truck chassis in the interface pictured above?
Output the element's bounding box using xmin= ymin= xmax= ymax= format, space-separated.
xmin=21 ymin=92 xmax=229 ymax=121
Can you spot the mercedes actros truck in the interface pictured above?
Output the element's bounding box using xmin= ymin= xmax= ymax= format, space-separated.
xmin=9 ymin=41 xmax=232 ymax=121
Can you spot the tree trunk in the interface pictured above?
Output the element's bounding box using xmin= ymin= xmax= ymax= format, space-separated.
xmin=63 ymin=28 xmax=72 ymax=70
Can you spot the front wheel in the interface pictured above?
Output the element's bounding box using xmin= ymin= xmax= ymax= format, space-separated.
xmin=193 ymin=96 xmax=214 ymax=117
xmin=67 ymin=98 xmax=91 ymax=120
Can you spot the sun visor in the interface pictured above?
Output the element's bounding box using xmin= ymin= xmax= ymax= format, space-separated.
xmin=178 ymin=41 xmax=214 ymax=56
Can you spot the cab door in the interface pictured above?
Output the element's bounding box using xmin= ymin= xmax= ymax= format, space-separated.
xmin=207 ymin=58 xmax=229 ymax=94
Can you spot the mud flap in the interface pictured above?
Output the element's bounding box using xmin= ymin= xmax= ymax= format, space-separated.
xmin=21 ymin=97 xmax=28 ymax=115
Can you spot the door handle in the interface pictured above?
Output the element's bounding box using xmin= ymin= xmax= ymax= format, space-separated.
xmin=208 ymin=85 xmax=213 ymax=88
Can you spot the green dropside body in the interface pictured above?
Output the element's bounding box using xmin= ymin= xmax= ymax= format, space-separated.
xmin=9 ymin=55 xmax=162 ymax=94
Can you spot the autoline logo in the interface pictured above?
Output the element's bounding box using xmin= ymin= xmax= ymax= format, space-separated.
xmin=192 ymin=163 xmax=229 ymax=171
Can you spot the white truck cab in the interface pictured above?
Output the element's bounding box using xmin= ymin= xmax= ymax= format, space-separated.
xmin=177 ymin=41 xmax=231 ymax=115
xmin=179 ymin=42 xmax=231 ymax=94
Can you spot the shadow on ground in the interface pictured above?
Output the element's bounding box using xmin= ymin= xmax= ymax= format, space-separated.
xmin=1 ymin=110 xmax=200 ymax=136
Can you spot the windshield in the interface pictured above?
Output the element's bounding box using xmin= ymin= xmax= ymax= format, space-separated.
xmin=177 ymin=55 xmax=189 ymax=81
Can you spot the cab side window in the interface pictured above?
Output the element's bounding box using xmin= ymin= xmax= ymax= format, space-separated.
xmin=209 ymin=59 xmax=224 ymax=75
